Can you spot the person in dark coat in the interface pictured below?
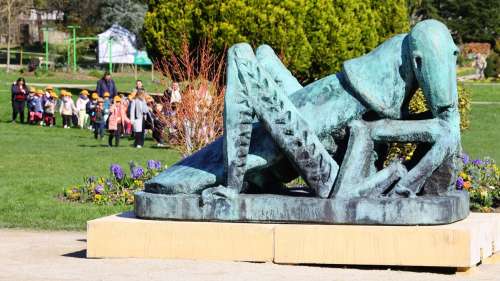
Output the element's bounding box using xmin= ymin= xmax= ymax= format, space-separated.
xmin=11 ymin=77 xmax=28 ymax=123
xmin=95 ymin=71 xmax=118 ymax=98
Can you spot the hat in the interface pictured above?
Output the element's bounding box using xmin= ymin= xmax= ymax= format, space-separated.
xmin=114 ymin=96 xmax=122 ymax=102
xmin=45 ymin=85 xmax=54 ymax=91
xmin=103 ymin=92 xmax=110 ymax=98
xmin=36 ymin=89 xmax=44 ymax=96
xmin=50 ymin=92 xmax=58 ymax=98
xmin=128 ymin=93 xmax=136 ymax=100
xmin=29 ymin=87 xmax=36 ymax=92
xmin=80 ymin=90 xmax=89 ymax=96
xmin=91 ymin=93 xmax=99 ymax=100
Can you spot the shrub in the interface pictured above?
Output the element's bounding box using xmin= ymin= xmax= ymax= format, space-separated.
xmin=62 ymin=160 xmax=165 ymax=205
xmin=143 ymin=0 xmax=409 ymax=82
xmin=456 ymin=154 xmax=500 ymax=212
xmin=485 ymin=52 xmax=500 ymax=79
xmin=156 ymin=38 xmax=225 ymax=156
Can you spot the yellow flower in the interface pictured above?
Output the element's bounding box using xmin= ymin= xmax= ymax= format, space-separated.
xmin=94 ymin=194 xmax=102 ymax=202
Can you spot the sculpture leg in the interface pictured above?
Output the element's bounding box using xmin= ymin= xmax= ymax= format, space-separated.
xmin=332 ymin=120 xmax=407 ymax=198
xmin=223 ymin=43 xmax=255 ymax=192
xmin=235 ymin=54 xmax=339 ymax=198
xmin=223 ymin=43 xmax=303 ymax=193
xmin=366 ymin=118 xmax=456 ymax=197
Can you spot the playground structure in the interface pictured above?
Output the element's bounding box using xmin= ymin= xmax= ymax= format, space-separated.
xmin=3 ymin=24 xmax=154 ymax=80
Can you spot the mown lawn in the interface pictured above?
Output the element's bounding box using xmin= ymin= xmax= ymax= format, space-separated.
xmin=0 ymin=68 xmax=167 ymax=93
xmin=463 ymin=82 xmax=500 ymax=102
xmin=0 ymin=87 xmax=179 ymax=230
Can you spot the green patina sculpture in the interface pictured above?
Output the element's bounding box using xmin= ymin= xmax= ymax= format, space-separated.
xmin=135 ymin=20 xmax=469 ymax=225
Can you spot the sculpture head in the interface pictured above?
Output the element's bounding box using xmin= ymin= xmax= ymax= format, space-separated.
xmin=408 ymin=20 xmax=459 ymax=117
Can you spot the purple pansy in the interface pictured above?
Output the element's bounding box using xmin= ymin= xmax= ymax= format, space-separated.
xmin=472 ymin=159 xmax=484 ymax=166
xmin=461 ymin=153 xmax=470 ymax=165
xmin=110 ymin=164 xmax=124 ymax=180
xmin=131 ymin=166 xmax=144 ymax=179
xmin=456 ymin=177 xmax=464 ymax=189
xmin=94 ymin=184 xmax=104 ymax=194
xmin=147 ymin=160 xmax=162 ymax=170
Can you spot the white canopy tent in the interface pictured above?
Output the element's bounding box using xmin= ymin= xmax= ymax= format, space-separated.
xmin=97 ymin=24 xmax=154 ymax=79
xmin=98 ymin=24 xmax=137 ymax=64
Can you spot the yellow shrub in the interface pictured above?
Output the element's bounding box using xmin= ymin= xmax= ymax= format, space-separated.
xmin=386 ymin=84 xmax=471 ymax=163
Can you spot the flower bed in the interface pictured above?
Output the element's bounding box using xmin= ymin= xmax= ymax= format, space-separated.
xmin=63 ymin=155 xmax=500 ymax=212
xmin=456 ymin=154 xmax=500 ymax=212
xmin=63 ymin=160 xmax=165 ymax=205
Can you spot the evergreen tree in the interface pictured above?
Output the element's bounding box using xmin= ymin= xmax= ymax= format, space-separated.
xmin=143 ymin=0 xmax=409 ymax=81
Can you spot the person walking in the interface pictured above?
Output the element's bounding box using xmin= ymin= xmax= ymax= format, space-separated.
xmin=76 ymin=90 xmax=90 ymax=129
xmin=11 ymin=78 xmax=28 ymax=123
xmin=96 ymin=71 xmax=118 ymax=98
xmin=59 ymin=90 xmax=77 ymax=128
xmin=130 ymin=90 xmax=152 ymax=148
xmin=107 ymin=96 xmax=129 ymax=147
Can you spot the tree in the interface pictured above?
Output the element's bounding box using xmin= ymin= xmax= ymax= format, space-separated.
xmin=143 ymin=0 xmax=409 ymax=82
xmin=96 ymin=0 xmax=148 ymax=45
xmin=0 ymin=0 xmax=32 ymax=72
xmin=407 ymin=0 xmax=500 ymax=43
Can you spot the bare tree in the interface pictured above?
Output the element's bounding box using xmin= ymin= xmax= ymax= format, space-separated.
xmin=0 ymin=0 xmax=32 ymax=72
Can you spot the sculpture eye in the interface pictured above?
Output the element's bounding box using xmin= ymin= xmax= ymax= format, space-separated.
xmin=453 ymin=50 xmax=459 ymax=56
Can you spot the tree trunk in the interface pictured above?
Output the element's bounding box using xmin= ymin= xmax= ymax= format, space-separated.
xmin=6 ymin=1 xmax=12 ymax=73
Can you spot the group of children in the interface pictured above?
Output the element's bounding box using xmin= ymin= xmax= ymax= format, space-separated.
xmin=13 ymin=84 xmax=167 ymax=148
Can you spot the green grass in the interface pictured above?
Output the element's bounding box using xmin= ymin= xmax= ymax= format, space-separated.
xmin=0 ymin=68 xmax=167 ymax=93
xmin=461 ymin=83 xmax=500 ymax=161
xmin=463 ymin=83 xmax=500 ymax=102
xmin=0 ymin=87 xmax=180 ymax=230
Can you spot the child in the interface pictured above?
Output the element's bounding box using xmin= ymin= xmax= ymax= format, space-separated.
xmin=76 ymin=90 xmax=90 ymax=129
xmin=26 ymin=87 xmax=36 ymax=120
xmin=86 ymin=93 xmax=99 ymax=130
xmin=107 ymin=96 xmax=129 ymax=147
xmin=123 ymin=92 xmax=135 ymax=135
xmin=94 ymin=98 xmax=106 ymax=139
xmin=43 ymin=92 xmax=57 ymax=127
xmin=152 ymin=103 xmax=166 ymax=147
xmin=29 ymin=90 xmax=44 ymax=125
xmin=41 ymin=85 xmax=53 ymax=125
xmin=103 ymin=91 xmax=111 ymax=122
xmin=59 ymin=90 xmax=76 ymax=129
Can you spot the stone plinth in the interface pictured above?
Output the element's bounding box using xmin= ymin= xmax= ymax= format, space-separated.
xmin=87 ymin=212 xmax=500 ymax=270
xmin=134 ymin=191 xmax=469 ymax=225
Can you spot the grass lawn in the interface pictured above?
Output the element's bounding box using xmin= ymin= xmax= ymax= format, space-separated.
xmin=0 ymin=68 xmax=167 ymax=93
xmin=0 ymin=88 xmax=180 ymax=230
xmin=461 ymin=83 xmax=500 ymax=161
xmin=462 ymin=82 xmax=500 ymax=102
xmin=0 ymin=70 xmax=498 ymax=231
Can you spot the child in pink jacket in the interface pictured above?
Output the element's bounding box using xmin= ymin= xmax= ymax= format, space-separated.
xmin=107 ymin=96 xmax=130 ymax=147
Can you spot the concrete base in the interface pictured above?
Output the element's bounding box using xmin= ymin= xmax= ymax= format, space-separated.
xmin=87 ymin=212 xmax=500 ymax=269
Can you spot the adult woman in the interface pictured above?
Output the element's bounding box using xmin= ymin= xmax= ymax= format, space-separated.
xmin=130 ymin=90 xmax=152 ymax=148
xmin=11 ymin=78 xmax=28 ymax=123
xmin=108 ymin=96 xmax=130 ymax=147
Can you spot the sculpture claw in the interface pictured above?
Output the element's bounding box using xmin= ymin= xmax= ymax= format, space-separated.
xmin=201 ymin=185 xmax=239 ymax=206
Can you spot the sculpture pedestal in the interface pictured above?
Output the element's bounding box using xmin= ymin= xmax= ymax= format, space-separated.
xmin=134 ymin=191 xmax=469 ymax=225
xmin=87 ymin=212 xmax=500 ymax=270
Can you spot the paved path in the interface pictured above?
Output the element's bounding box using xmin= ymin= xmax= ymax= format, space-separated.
xmin=1 ymin=229 xmax=500 ymax=281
